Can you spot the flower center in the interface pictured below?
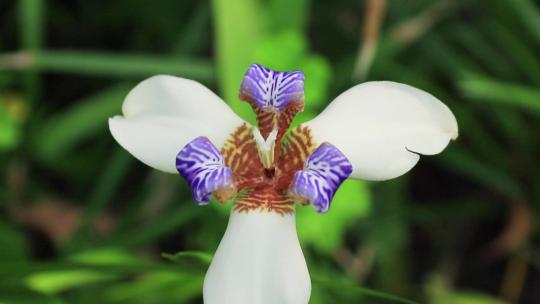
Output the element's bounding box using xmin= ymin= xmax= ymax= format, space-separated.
xmin=219 ymin=123 xmax=316 ymax=215
xmin=176 ymin=64 xmax=353 ymax=214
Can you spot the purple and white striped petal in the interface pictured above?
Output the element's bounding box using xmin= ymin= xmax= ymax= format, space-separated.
xmin=240 ymin=64 xmax=304 ymax=112
xmin=176 ymin=137 xmax=234 ymax=205
xmin=290 ymin=143 xmax=353 ymax=213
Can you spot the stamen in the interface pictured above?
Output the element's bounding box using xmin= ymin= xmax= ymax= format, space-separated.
xmin=253 ymin=128 xmax=278 ymax=169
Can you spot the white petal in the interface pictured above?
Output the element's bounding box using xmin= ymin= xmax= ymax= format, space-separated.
xmin=203 ymin=211 xmax=311 ymax=304
xmin=304 ymin=81 xmax=458 ymax=181
xmin=109 ymin=75 xmax=245 ymax=173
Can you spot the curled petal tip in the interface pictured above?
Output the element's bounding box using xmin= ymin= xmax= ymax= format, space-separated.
xmin=451 ymin=128 xmax=459 ymax=140
xmin=240 ymin=64 xmax=305 ymax=112
xmin=239 ymin=64 xmax=305 ymax=141
xmin=304 ymin=81 xmax=458 ymax=181
xmin=290 ymin=143 xmax=352 ymax=213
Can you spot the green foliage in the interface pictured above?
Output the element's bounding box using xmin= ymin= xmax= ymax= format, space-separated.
xmin=426 ymin=275 xmax=507 ymax=304
xmin=0 ymin=221 xmax=27 ymax=260
xmin=162 ymin=251 xmax=213 ymax=265
xmin=212 ymin=0 xmax=331 ymax=125
xmin=254 ymin=31 xmax=332 ymax=110
xmin=0 ymin=100 xmax=22 ymax=151
xmin=313 ymin=276 xmax=419 ymax=304
xmin=30 ymin=84 xmax=131 ymax=163
xmin=212 ymin=0 xmax=262 ymax=122
xmin=1 ymin=0 xmax=539 ymax=303
xmin=460 ymin=73 xmax=540 ymax=116
xmin=297 ymin=179 xmax=370 ymax=253
xmin=31 ymin=51 xmax=214 ymax=80
xmin=26 ymin=270 xmax=117 ymax=295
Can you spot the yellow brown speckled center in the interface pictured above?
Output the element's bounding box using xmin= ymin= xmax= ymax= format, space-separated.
xmin=219 ymin=123 xmax=316 ymax=215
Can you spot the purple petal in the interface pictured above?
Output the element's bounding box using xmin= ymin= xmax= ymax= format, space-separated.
xmin=290 ymin=143 xmax=353 ymax=213
xmin=240 ymin=64 xmax=304 ymax=112
xmin=176 ymin=137 xmax=234 ymax=205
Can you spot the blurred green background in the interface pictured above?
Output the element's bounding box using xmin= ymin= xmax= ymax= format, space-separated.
xmin=1 ymin=0 xmax=539 ymax=303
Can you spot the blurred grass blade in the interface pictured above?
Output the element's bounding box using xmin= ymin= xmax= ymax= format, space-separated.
xmin=313 ymin=276 xmax=418 ymax=304
xmin=268 ymin=0 xmax=309 ymax=33
xmin=17 ymin=0 xmax=44 ymax=108
xmin=481 ymin=19 xmax=540 ymax=85
xmin=297 ymin=179 xmax=370 ymax=253
xmin=69 ymin=149 xmax=134 ymax=248
xmin=101 ymin=270 xmax=203 ymax=303
xmin=370 ymin=179 xmax=411 ymax=295
xmin=378 ymin=0 xmax=456 ymax=60
xmin=0 ymin=289 xmax=65 ymax=304
xmin=31 ymin=84 xmax=131 ymax=163
xmin=353 ymin=0 xmax=386 ymax=80
xmin=0 ymin=220 xmax=27 ymax=260
xmin=69 ymin=248 xmax=146 ymax=266
xmin=26 ymin=270 xmax=116 ymax=295
xmin=439 ymin=146 xmax=524 ymax=200
xmin=100 ymin=206 xmax=202 ymax=248
xmin=509 ymin=0 xmax=540 ymax=42
xmin=84 ymin=148 xmax=133 ymax=225
xmin=459 ymin=73 xmax=540 ymax=116
xmin=174 ymin=2 xmax=211 ymax=55
xmin=490 ymin=107 xmax=533 ymax=151
xmin=212 ymin=0 xmax=261 ymax=122
xmin=0 ymin=50 xmax=214 ymax=81
xmin=449 ymin=24 xmax=515 ymax=79
xmin=162 ymin=251 xmax=213 ymax=265
xmin=18 ymin=0 xmax=44 ymax=50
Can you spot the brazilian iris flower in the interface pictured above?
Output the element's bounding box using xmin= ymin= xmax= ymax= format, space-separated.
xmin=109 ymin=64 xmax=458 ymax=304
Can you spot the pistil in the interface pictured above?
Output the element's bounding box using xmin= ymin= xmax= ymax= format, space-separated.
xmin=253 ymin=128 xmax=278 ymax=169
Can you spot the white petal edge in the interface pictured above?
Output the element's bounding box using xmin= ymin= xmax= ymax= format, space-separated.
xmin=109 ymin=75 xmax=245 ymax=173
xmin=203 ymin=210 xmax=311 ymax=304
xmin=304 ymin=81 xmax=458 ymax=181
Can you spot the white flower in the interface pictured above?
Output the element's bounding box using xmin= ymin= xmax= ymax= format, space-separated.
xmin=109 ymin=64 xmax=457 ymax=304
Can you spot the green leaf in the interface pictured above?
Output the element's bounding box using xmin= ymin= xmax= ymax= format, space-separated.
xmin=297 ymin=179 xmax=370 ymax=253
xmin=162 ymin=251 xmax=213 ymax=265
xmin=254 ymin=31 xmax=307 ymax=69
xmin=18 ymin=0 xmax=44 ymax=51
xmin=100 ymin=205 xmax=202 ymax=248
xmin=212 ymin=0 xmax=262 ymax=122
xmin=508 ymin=0 xmax=540 ymax=42
xmin=268 ymin=0 xmax=309 ymax=33
xmin=300 ymin=55 xmax=332 ymax=108
xmin=161 ymin=251 xmax=211 ymax=277
xmin=0 ymin=288 xmax=64 ymax=304
xmin=459 ymin=73 xmax=540 ymax=116
xmin=313 ymin=276 xmax=418 ymax=304
xmin=0 ymin=102 xmax=22 ymax=151
xmin=0 ymin=220 xmax=27 ymax=260
xmin=80 ymin=148 xmax=133 ymax=231
xmin=254 ymin=31 xmax=332 ymax=108
xmin=439 ymin=146 xmax=524 ymax=200
xmin=25 ymin=270 xmax=116 ymax=295
xmin=0 ymin=50 xmax=214 ymax=81
xmin=30 ymin=84 xmax=131 ymax=162
xmin=102 ymin=271 xmax=203 ymax=303
xmin=69 ymin=248 xmax=145 ymax=266
xmin=426 ymin=274 xmax=506 ymax=304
